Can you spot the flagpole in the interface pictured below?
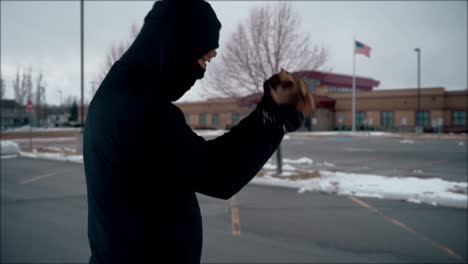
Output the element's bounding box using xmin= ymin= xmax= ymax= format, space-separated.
xmin=352 ymin=41 xmax=356 ymax=132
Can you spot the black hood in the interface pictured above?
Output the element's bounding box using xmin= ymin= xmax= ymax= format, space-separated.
xmin=118 ymin=0 xmax=221 ymax=101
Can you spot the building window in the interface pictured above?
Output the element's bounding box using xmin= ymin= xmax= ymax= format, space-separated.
xmin=232 ymin=112 xmax=240 ymax=125
xmin=338 ymin=87 xmax=349 ymax=92
xmin=328 ymin=87 xmax=351 ymax=93
xmin=304 ymin=78 xmax=320 ymax=92
xmin=212 ymin=114 xmax=219 ymax=126
xmin=381 ymin=112 xmax=394 ymax=128
xmin=355 ymin=112 xmax=365 ymax=127
xmin=416 ymin=111 xmax=430 ymax=127
xmin=199 ymin=114 xmax=206 ymax=126
xmin=453 ymin=111 xmax=467 ymax=126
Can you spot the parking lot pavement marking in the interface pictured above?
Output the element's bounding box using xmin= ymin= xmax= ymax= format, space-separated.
xmin=349 ymin=196 xmax=465 ymax=262
xmin=19 ymin=172 xmax=58 ymax=184
xmin=229 ymin=196 xmax=241 ymax=236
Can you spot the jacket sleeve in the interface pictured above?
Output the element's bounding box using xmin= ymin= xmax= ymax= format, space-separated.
xmin=163 ymin=96 xmax=303 ymax=200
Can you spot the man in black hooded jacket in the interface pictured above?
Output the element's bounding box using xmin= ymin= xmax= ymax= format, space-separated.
xmin=83 ymin=1 xmax=308 ymax=263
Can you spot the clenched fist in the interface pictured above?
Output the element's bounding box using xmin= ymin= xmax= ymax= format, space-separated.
xmin=263 ymin=68 xmax=315 ymax=116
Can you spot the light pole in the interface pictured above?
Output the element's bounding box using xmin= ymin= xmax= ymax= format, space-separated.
xmin=414 ymin=48 xmax=421 ymax=134
xmin=80 ymin=0 xmax=84 ymax=133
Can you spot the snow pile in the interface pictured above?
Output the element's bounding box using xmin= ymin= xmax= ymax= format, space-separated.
xmin=262 ymin=162 xmax=297 ymax=175
xmin=400 ymin=139 xmax=414 ymax=144
xmin=282 ymin=164 xmax=296 ymax=171
xmin=1 ymin=140 xmax=21 ymax=156
xmin=20 ymin=150 xmax=83 ymax=164
xmin=1 ymin=126 xmax=80 ymax=133
xmin=252 ymin=170 xmax=467 ymax=208
xmin=9 ymin=137 xmax=76 ymax=143
xmin=0 ymin=141 xmax=83 ymax=163
xmin=295 ymin=131 xmax=401 ymax=138
xmin=283 ymin=157 xmax=313 ymax=164
xmin=194 ymin=129 xmax=226 ymax=137
xmin=262 ymin=163 xmax=276 ymax=170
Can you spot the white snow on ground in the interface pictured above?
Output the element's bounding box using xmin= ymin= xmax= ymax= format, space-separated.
xmin=1 ymin=154 xmax=18 ymax=159
xmin=252 ymin=170 xmax=467 ymax=208
xmin=294 ymin=131 xmax=401 ymax=138
xmin=1 ymin=126 xmax=80 ymax=133
xmin=3 ymin=140 xmax=466 ymax=209
xmin=1 ymin=140 xmax=21 ymax=155
xmin=1 ymin=141 xmax=82 ymax=163
xmin=262 ymin=163 xmax=276 ymax=170
xmin=400 ymin=139 xmax=414 ymax=144
xmin=323 ymin=162 xmax=336 ymax=167
xmin=19 ymin=149 xmax=83 ymax=163
xmin=194 ymin=129 xmax=226 ymax=137
xmin=282 ymin=164 xmax=296 ymax=171
xmin=8 ymin=137 xmax=76 ymax=143
xmin=283 ymin=157 xmax=313 ymax=164
xmin=262 ymin=163 xmax=297 ymax=172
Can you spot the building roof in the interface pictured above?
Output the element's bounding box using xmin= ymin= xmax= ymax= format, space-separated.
xmin=293 ymin=70 xmax=380 ymax=90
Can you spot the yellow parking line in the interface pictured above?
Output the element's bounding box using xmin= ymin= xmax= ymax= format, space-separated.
xmin=349 ymin=196 xmax=465 ymax=262
xmin=229 ymin=196 xmax=241 ymax=236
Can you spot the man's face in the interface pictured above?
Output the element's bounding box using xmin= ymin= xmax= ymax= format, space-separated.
xmin=165 ymin=49 xmax=218 ymax=101
xmin=196 ymin=49 xmax=217 ymax=72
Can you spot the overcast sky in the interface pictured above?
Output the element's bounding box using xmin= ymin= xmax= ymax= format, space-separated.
xmin=1 ymin=1 xmax=466 ymax=105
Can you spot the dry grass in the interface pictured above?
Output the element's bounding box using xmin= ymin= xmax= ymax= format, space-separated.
xmin=20 ymin=146 xmax=78 ymax=156
xmin=448 ymin=186 xmax=467 ymax=195
xmin=1 ymin=130 xmax=80 ymax=140
xmin=257 ymin=169 xmax=321 ymax=180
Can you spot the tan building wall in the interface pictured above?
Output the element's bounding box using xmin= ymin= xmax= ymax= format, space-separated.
xmin=311 ymin=108 xmax=334 ymax=130
xmin=329 ymin=88 xmax=467 ymax=131
xmin=315 ymin=86 xmax=328 ymax=95
xmin=175 ymin=87 xmax=468 ymax=132
xmin=394 ymin=110 xmax=415 ymax=127
xmin=176 ymin=98 xmax=254 ymax=129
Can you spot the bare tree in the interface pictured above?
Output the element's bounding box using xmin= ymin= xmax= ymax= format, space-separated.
xmin=91 ymin=23 xmax=140 ymax=99
xmin=35 ymin=72 xmax=46 ymax=126
xmin=203 ymin=2 xmax=328 ymax=98
xmin=13 ymin=67 xmax=33 ymax=106
xmin=202 ymin=3 xmax=328 ymax=175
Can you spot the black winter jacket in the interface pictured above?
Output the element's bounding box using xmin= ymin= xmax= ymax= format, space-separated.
xmin=83 ymin=1 xmax=303 ymax=263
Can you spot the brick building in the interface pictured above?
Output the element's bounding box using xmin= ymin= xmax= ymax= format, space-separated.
xmin=176 ymin=70 xmax=468 ymax=132
xmin=175 ymin=97 xmax=254 ymax=129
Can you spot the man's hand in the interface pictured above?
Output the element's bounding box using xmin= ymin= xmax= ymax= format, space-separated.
xmin=263 ymin=68 xmax=315 ymax=116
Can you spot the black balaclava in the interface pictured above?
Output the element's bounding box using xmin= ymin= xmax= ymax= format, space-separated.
xmin=118 ymin=0 xmax=222 ymax=101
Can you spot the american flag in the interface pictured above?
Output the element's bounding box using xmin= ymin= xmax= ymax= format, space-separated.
xmin=355 ymin=40 xmax=371 ymax=58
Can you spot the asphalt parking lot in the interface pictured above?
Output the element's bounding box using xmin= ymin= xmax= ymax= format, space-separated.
xmin=1 ymin=155 xmax=466 ymax=263
xmin=279 ymin=133 xmax=467 ymax=182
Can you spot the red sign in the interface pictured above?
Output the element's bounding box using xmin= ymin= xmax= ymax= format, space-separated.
xmin=26 ymin=100 xmax=32 ymax=112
